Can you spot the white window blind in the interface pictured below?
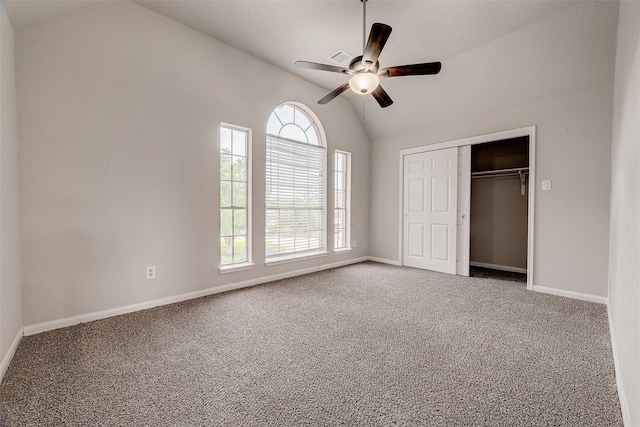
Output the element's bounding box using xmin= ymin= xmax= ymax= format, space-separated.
xmin=266 ymin=136 xmax=326 ymax=258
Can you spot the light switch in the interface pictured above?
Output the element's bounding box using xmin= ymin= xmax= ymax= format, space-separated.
xmin=542 ymin=180 xmax=552 ymax=191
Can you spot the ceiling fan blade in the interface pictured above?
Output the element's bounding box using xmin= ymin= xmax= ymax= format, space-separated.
xmin=363 ymin=23 xmax=392 ymax=67
xmin=318 ymin=83 xmax=350 ymax=105
xmin=371 ymin=85 xmax=393 ymax=108
xmin=379 ymin=62 xmax=442 ymax=78
xmin=295 ymin=61 xmax=352 ymax=75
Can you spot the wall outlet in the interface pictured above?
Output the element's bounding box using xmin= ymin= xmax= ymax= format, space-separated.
xmin=352 ymin=240 xmax=357 ymax=248
xmin=146 ymin=266 xmax=156 ymax=279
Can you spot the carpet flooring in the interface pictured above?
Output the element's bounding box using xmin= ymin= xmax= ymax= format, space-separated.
xmin=0 ymin=262 xmax=622 ymax=426
xmin=469 ymin=266 xmax=527 ymax=283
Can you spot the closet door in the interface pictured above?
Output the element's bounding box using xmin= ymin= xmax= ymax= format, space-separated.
xmin=403 ymin=147 xmax=458 ymax=274
xmin=456 ymin=145 xmax=471 ymax=276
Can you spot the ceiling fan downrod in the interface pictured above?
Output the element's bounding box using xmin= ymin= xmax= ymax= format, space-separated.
xmin=362 ymin=0 xmax=367 ymax=54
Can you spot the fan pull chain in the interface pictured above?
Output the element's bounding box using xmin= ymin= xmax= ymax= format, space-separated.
xmin=362 ymin=97 xmax=366 ymax=127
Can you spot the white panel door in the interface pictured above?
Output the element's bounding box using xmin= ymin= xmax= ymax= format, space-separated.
xmin=403 ymin=147 xmax=458 ymax=274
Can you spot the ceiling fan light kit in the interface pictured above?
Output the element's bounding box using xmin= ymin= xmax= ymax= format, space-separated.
xmin=295 ymin=0 xmax=442 ymax=108
xmin=349 ymin=72 xmax=380 ymax=94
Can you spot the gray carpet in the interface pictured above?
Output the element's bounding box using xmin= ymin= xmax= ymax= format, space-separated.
xmin=469 ymin=266 xmax=527 ymax=283
xmin=0 ymin=262 xmax=622 ymax=426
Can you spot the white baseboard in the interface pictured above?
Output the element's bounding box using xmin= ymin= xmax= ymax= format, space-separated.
xmin=367 ymin=257 xmax=402 ymax=266
xmin=469 ymin=261 xmax=527 ymax=274
xmin=0 ymin=328 xmax=23 ymax=383
xmin=607 ymin=304 xmax=630 ymax=426
xmin=24 ymin=257 xmax=369 ymax=336
xmin=532 ymin=285 xmax=607 ymax=305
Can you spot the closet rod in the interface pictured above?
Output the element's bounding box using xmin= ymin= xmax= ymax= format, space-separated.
xmin=471 ymin=167 xmax=529 ymax=178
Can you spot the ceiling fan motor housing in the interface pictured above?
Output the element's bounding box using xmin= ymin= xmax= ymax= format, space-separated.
xmin=349 ymin=55 xmax=379 ymax=73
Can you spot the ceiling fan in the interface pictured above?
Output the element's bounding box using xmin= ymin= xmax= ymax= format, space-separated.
xmin=294 ymin=0 xmax=442 ymax=108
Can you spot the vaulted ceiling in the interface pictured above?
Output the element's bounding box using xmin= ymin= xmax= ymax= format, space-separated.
xmin=5 ymin=1 xmax=616 ymax=142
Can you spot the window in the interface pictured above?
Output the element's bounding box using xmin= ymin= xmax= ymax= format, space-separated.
xmin=334 ymin=150 xmax=351 ymax=250
xmin=265 ymin=103 xmax=327 ymax=262
xmin=220 ymin=123 xmax=251 ymax=270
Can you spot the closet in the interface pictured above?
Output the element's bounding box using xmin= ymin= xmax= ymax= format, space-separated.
xmin=470 ymin=137 xmax=529 ymax=281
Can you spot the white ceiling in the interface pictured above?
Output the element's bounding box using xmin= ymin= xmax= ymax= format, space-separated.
xmin=5 ymin=0 xmax=615 ymax=142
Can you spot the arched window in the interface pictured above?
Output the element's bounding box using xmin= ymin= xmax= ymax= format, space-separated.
xmin=266 ymin=103 xmax=322 ymax=145
xmin=265 ymin=103 xmax=327 ymax=261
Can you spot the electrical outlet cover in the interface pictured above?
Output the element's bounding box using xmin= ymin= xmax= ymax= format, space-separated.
xmin=146 ymin=266 xmax=156 ymax=279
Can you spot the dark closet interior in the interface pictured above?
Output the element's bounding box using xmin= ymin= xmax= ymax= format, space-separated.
xmin=469 ymin=137 xmax=529 ymax=283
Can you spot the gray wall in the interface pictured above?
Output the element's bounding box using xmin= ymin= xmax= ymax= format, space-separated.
xmin=369 ymin=2 xmax=617 ymax=298
xmin=0 ymin=6 xmax=22 ymax=367
xmin=609 ymin=1 xmax=640 ymax=424
xmin=470 ymin=177 xmax=528 ymax=270
xmin=16 ymin=1 xmax=370 ymax=327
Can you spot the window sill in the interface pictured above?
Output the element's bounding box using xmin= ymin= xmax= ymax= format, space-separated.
xmin=219 ymin=262 xmax=255 ymax=274
xmin=334 ymin=248 xmax=353 ymax=254
xmin=265 ymin=251 xmax=329 ymax=267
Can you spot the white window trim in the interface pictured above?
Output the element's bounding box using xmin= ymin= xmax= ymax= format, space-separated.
xmin=265 ymin=250 xmax=329 ymax=267
xmin=334 ymin=248 xmax=353 ymax=254
xmin=219 ymin=122 xmax=252 ymax=271
xmin=219 ymin=262 xmax=255 ymax=274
